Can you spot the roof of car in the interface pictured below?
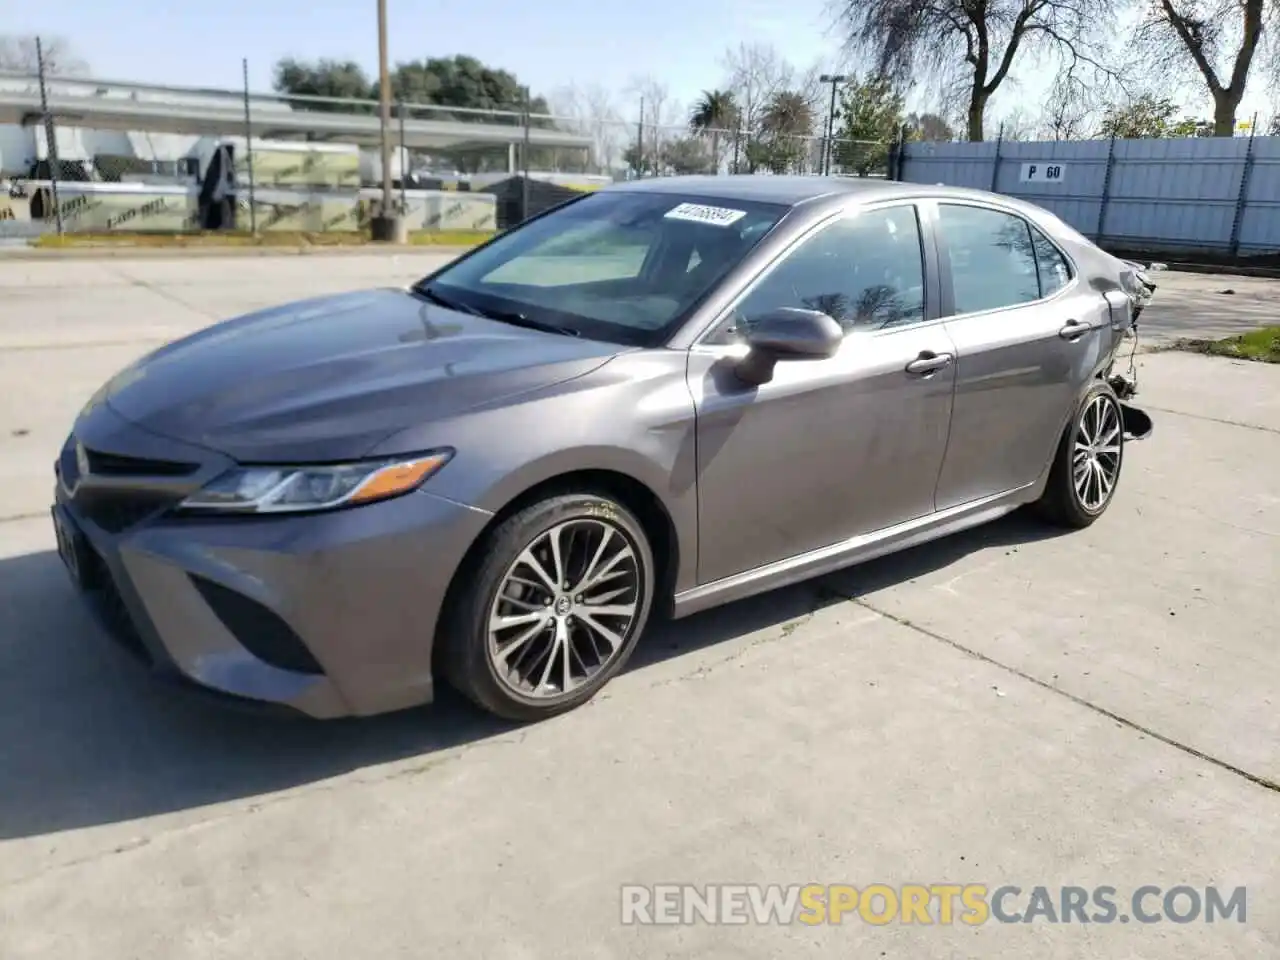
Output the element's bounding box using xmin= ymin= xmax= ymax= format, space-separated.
xmin=604 ymin=174 xmax=923 ymax=207
xmin=604 ymin=174 xmax=1033 ymax=212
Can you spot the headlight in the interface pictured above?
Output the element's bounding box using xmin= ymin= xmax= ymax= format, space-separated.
xmin=179 ymin=451 xmax=453 ymax=514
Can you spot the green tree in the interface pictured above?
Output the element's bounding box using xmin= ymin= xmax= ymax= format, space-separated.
xmin=833 ymin=74 xmax=905 ymax=175
xmin=273 ymin=55 xmax=553 ymax=118
xmin=272 ymin=58 xmax=375 ymax=112
xmin=688 ymin=89 xmax=740 ymax=174
xmin=389 ymin=56 xmax=551 ymax=117
xmin=661 ymin=136 xmax=714 ymax=174
xmin=906 ymin=112 xmax=956 ymax=142
xmin=1097 ymin=94 xmax=1212 ymax=138
xmin=751 ymin=90 xmax=815 ymax=173
xmin=273 ymin=55 xmax=565 ymax=173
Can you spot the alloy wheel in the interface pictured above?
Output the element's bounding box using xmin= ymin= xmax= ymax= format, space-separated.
xmin=486 ymin=518 xmax=644 ymax=700
xmin=1072 ymin=394 xmax=1122 ymax=512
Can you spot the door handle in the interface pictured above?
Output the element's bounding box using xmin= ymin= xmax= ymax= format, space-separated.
xmin=1058 ymin=319 xmax=1090 ymax=341
xmin=905 ymin=351 xmax=954 ymax=376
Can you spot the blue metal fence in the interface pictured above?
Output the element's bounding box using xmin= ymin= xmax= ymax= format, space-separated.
xmin=898 ymin=134 xmax=1280 ymax=258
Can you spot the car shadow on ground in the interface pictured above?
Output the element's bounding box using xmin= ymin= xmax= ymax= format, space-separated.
xmin=0 ymin=511 xmax=1063 ymax=840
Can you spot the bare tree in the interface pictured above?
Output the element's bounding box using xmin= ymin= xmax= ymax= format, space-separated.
xmin=0 ymin=35 xmax=89 ymax=75
xmin=1040 ymin=67 xmax=1097 ymax=139
xmin=719 ymin=42 xmax=797 ymax=137
xmin=623 ymin=75 xmax=684 ymax=174
xmin=1135 ymin=0 xmax=1278 ymax=136
xmin=836 ymin=0 xmax=1122 ymax=140
xmin=997 ymin=105 xmax=1037 ymax=139
xmin=551 ymin=82 xmax=626 ymax=174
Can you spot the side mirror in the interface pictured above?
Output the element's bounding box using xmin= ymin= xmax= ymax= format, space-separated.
xmin=736 ymin=308 xmax=843 ymax=386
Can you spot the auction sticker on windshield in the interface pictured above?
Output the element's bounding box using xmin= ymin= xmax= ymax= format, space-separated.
xmin=664 ymin=202 xmax=747 ymax=227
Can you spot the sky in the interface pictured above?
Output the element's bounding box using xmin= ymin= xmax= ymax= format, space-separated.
xmin=9 ymin=0 xmax=841 ymax=104
xmin=8 ymin=0 xmax=1273 ymax=129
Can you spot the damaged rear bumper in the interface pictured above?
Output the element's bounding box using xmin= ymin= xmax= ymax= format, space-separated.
xmin=1119 ymin=402 xmax=1153 ymax=441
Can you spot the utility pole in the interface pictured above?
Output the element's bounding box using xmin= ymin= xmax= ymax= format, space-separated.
xmin=636 ymin=96 xmax=645 ymax=178
xmin=371 ymin=0 xmax=405 ymax=241
xmin=35 ymin=37 xmax=64 ymax=236
xmin=819 ymin=73 xmax=847 ymax=176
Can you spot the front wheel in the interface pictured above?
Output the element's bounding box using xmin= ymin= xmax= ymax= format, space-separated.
xmin=1033 ymin=381 xmax=1125 ymax=528
xmin=440 ymin=492 xmax=655 ymax=722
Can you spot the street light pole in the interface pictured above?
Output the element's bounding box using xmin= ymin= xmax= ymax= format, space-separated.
xmin=819 ymin=74 xmax=847 ymax=176
xmin=372 ymin=0 xmax=404 ymax=241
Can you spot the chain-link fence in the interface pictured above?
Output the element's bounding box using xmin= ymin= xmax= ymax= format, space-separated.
xmin=549 ymin=115 xmax=890 ymax=180
xmin=0 ymin=48 xmax=895 ymax=239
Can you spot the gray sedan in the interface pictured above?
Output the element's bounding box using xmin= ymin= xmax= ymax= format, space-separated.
xmin=51 ymin=176 xmax=1158 ymax=722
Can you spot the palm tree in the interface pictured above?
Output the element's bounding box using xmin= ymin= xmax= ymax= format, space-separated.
xmin=757 ymin=90 xmax=815 ymax=173
xmin=688 ymin=89 xmax=739 ymax=174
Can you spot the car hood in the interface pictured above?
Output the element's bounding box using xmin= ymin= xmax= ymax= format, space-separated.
xmin=100 ymin=287 xmax=621 ymax=462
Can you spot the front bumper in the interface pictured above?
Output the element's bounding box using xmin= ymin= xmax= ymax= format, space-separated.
xmin=52 ymin=405 xmax=492 ymax=718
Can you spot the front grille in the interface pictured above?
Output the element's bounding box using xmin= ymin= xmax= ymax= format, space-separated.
xmin=58 ymin=440 xmax=197 ymax=534
xmin=76 ymin=490 xmax=182 ymax=534
xmin=84 ymin=448 xmax=198 ymax=478
xmin=81 ymin=548 xmax=152 ymax=664
xmin=190 ymin=575 xmax=325 ymax=675
xmin=59 ymin=444 xmax=79 ymax=487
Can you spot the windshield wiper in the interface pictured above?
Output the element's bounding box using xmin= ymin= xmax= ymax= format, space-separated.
xmin=481 ymin=308 xmax=580 ymax=337
xmin=418 ymin=285 xmax=578 ymax=337
xmin=418 ymin=284 xmax=484 ymax=317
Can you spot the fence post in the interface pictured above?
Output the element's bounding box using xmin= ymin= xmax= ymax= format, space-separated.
xmin=891 ymin=122 xmax=910 ymax=181
xmin=241 ymin=58 xmax=257 ymax=235
xmin=989 ymin=122 xmax=1004 ymax=193
xmin=398 ymin=100 xmax=407 ymax=214
xmin=1228 ymin=113 xmax=1258 ymax=259
xmin=732 ymin=124 xmax=742 ymax=175
xmin=1094 ymin=133 xmax=1116 ymax=244
xmin=34 ymin=37 xmax=64 ymax=236
xmin=520 ymin=86 xmax=531 ymax=222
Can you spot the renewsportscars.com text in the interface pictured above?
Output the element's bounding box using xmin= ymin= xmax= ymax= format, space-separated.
xmin=620 ymin=883 xmax=1247 ymax=926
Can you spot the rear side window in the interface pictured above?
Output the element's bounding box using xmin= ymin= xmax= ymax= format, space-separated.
xmin=938 ymin=204 xmax=1041 ymax=314
xmin=1029 ymin=226 xmax=1072 ymax=297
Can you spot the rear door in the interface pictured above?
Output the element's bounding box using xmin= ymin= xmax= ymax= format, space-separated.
xmin=688 ymin=201 xmax=958 ymax=585
xmin=929 ymin=199 xmax=1112 ymax=510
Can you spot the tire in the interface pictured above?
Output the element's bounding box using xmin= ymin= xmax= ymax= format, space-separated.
xmin=1033 ymin=380 xmax=1125 ymax=529
xmin=440 ymin=491 xmax=656 ymax=722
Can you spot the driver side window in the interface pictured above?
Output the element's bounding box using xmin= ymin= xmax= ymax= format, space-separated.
xmin=707 ymin=204 xmax=926 ymax=344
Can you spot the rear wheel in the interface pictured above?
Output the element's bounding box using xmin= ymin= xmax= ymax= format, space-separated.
xmin=1033 ymin=381 xmax=1125 ymax=528
xmin=440 ymin=492 xmax=655 ymax=722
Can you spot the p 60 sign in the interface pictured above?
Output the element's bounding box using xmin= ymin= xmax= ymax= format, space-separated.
xmin=1020 ymin=162 xmax=1066 ymax=183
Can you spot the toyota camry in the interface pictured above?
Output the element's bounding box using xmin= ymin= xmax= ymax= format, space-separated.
xmin=52 ymin=175 xmax=1158 ymax=722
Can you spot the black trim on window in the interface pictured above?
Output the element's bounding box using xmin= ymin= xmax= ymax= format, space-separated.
xmin=931 ymin=199 xmax=1079 ymax=319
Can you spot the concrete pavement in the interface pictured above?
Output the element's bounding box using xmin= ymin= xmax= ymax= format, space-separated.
xmin=0 ymin=253 xmax=1276 ymax=958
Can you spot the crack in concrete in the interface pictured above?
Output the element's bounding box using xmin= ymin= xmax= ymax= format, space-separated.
xmin=0 ymin=510 xmax=46 ymax=525
xmin=1142 ymin=404 xmax=1280 ymax=436
xmin=109 ymin=264 xmax=224 ymax=321
xmin=1140 ymin=493 xmax=1279 ymax=538
xmin=0 ymin=338 xmax=169 ymax=353
xmin=831 ymin=590 xmax=1280 ymax=797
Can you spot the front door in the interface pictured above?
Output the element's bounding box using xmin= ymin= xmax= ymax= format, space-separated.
xmin=930 ymin=201 xmax=1112 ymax=510
xmin=689 ymin=203 xmax=958 ymax=586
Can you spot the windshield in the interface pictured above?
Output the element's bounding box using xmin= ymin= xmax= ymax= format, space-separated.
xmin=413 ymin=190 xmax=788 ymax=346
